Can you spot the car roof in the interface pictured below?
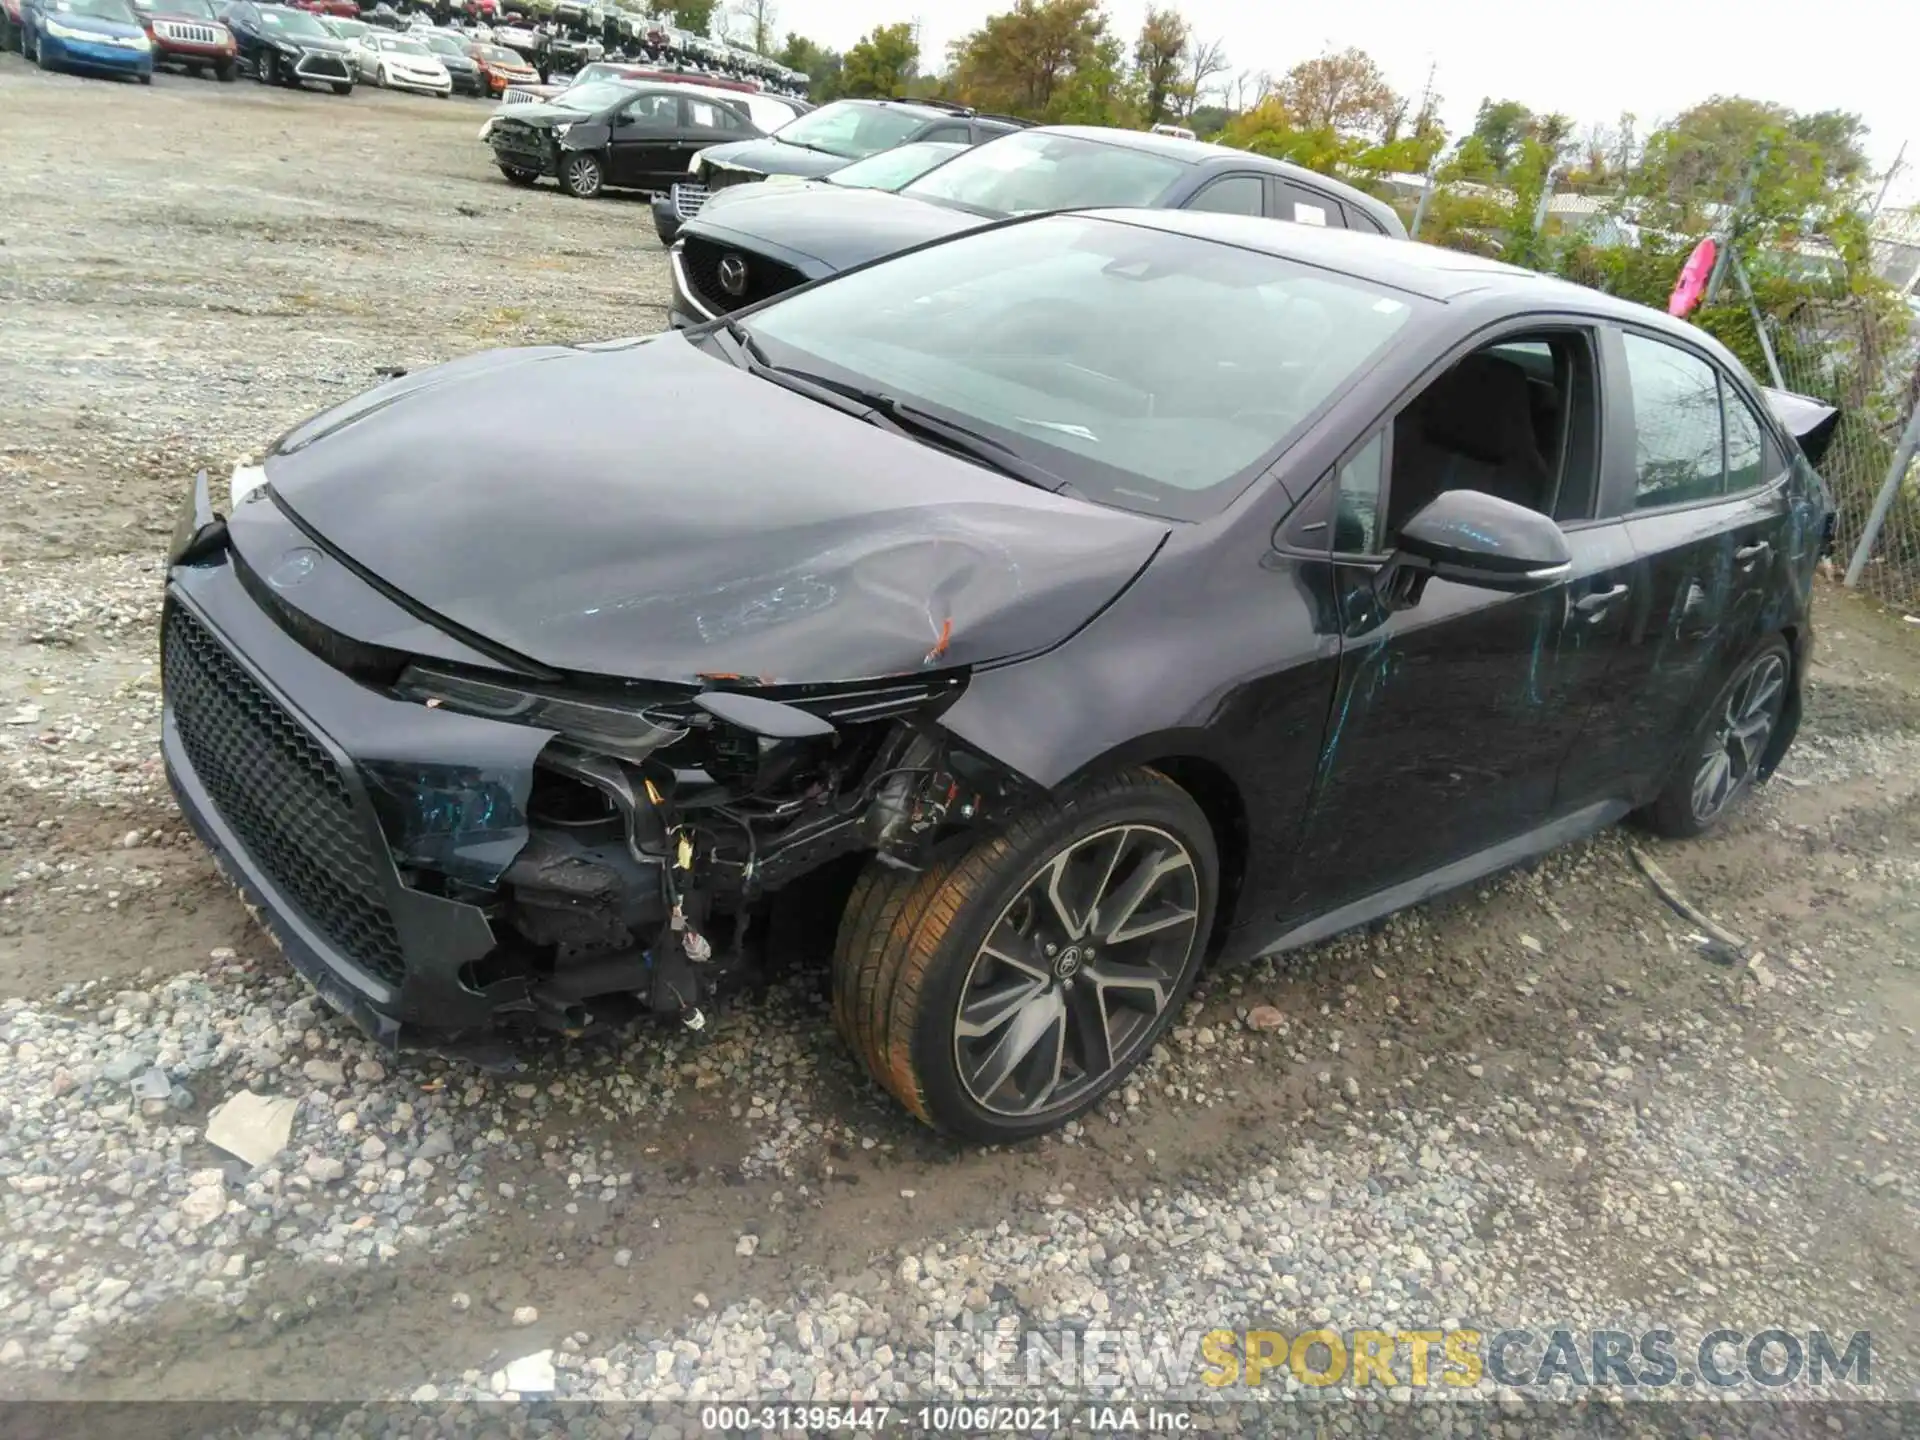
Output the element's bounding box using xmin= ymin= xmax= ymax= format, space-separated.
xmin=1079 ymin=207 xmax=1705 ymax=326
xmin=1029 ymin=126 xmax=1405 ymax=228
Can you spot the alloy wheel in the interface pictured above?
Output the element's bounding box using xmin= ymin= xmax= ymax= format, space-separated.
xmin=953 ymin=824 xmax=1200 ymax=1118
xmin=1690 ymin=652 xmax=1786 ymax=823
xmin=564 ymin=154 xmax=600 ymax=197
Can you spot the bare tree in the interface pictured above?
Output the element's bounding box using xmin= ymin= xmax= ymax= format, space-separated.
xmin=1173 ymin=35 xmax=1229 ymax=120
xmin=1226 ymin=67 xmax=1272 ymax=113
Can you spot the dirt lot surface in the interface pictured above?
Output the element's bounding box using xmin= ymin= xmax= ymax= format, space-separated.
xmin=2 ymin=59 xmax=1918 ymax=1414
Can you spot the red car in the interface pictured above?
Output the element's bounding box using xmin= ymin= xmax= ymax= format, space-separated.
xmin=131 ymin=0 xmax=237 ymax=76
xmin=288 ymin=0 xmax=358 ymax=15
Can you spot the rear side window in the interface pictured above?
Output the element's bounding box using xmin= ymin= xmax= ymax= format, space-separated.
xmin=923 ymin=124 xmax=971 ymax=143
xmin=1622 ymin=332 xmax=1724 ymax=508
xmin=1275 ymin=183 xmax=1344 ymax=228
xmin=1722 ymin=384 xmax=1781 ymax=492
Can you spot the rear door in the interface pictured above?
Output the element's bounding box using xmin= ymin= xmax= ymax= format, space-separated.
xmin=679 ymin=94 xmax=753 ymax=173
xmin=1556 ymin=326 xmax=1795 ymax=808
xmin=604 ymin=89 xmax=681 ymax=189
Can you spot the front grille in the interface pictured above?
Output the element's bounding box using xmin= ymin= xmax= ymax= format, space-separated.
xmin=679 ymin=235 xmax=806 ymax=314
xmin=156 ymin=21 xmax=220 ymax=42
xmin=294 ymin=51 xmax=349 ymax=79
xmin=164 ymin=604 xmax=407 ymax=987
xmin=670 ymin=182 xmax=707 ymax=220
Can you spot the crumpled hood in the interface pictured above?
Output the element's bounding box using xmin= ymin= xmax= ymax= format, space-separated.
xmin=264 ymin=336 xmax=1169 ymax=685
xmin=686 ymin=186 xmax=986 ymax=271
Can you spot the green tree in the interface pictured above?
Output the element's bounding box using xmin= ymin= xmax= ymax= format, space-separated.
xmin=1275 ymin=48 xmax=1400 ymax=139
xmin=1468 ymin=98 xmax=1532 ymax=172
xmin=652 ymin=0 xmax=717 ymax=37
xmin=778 ymin=31 xmax=841 ymax=100
xmin=840 ymin=21 xmax=919 ymax=98
xmin=1131 ymin=4 xmax=1188 ymax=126
xmin=947 ymin=0 xmax=1118 ymax=120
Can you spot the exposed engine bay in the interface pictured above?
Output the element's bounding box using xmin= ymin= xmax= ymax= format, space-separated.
xmin=402 ymin=666 xmax=1027 ymax=1039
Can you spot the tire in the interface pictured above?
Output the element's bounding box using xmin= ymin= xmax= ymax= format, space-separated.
xmin=215 ymin=57 xmax=234 ymax=81
xmin=138 ymin=70 xmax=151 ymax=83
xmin=331 ymin=80 xmax=351 ymax=94
xmin=559 ymin=150 xmax=603 ymax=199
xmin=498 ymin=164 xmax=537 ymax=186
xmin=1640 ymin=636 xmax=1792 ymax=839
xmin=373 ymin=63 xmax=385 ymax=86
xmin=832 ymin=767 xmax=1218 ymax=1142
xmin=256 ymin=50 xmax=275 ymax=84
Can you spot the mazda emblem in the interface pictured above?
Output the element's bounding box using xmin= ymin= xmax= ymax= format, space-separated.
xmin=716 ymin=253 xmax=749 ymax=298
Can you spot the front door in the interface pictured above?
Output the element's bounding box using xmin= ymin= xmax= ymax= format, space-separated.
xmin=1556 ymin=326 xmax=1795 ymax=809
xmin=605 ymin=90 xmax=680 ymax=189
xmin=1275 ymin=326 xmax=1624 ymax=924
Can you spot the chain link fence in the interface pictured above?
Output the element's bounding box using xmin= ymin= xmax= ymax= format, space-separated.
xmin=1768 ymin=290 xmax=1920 ymax=610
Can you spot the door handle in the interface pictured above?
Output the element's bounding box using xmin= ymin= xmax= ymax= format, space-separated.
xmin=1735 ymin=541 xmax=1772 ymax=566
xmin=1573 ymin=583 xmax=1628 ymax=615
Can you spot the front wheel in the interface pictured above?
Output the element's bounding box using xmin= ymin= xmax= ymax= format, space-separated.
xmin=214 ymin=57 xmax=234 ymax=80
xmin=1640 ymin=636 xmax=1792 ymax=838
xmin=330 ymin=80 xmax=351 ymax=94
xmin=833 ymin=768 xmax=1217 ymax=1142
xmin=559 ymin=150 xmax=603 ymax=198
xmin=256 ymin=49 xmax=275 ymax=83
xmin=498 ymin=165 xmax=537 ymax=186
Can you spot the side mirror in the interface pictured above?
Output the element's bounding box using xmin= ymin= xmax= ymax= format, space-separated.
xmin=1375 ymin=490 xmax=1571 ymax=611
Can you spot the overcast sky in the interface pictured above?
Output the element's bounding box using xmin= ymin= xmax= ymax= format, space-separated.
xmin=764 ymin=0 xmax=1918 ymax=205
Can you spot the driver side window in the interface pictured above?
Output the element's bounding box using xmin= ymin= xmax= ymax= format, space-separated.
xmin=621 ymin=92 xmax=677 ymax=128
xmin=1324 ymin=330 xmax=1602 ymax=556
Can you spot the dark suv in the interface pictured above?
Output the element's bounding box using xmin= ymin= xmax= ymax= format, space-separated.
xmin=652 ymin=96 xmax=1030 ymax=246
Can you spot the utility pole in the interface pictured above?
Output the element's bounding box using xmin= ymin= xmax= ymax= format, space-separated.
xmin=1704 ymin=139 xmax=1767 ymax=305
xmin=1868 ymin=139 xmax=1907 ymax=223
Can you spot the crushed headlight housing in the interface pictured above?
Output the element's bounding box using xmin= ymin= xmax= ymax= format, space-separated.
xmin=394 ymin=664 xmax=686 ymax=762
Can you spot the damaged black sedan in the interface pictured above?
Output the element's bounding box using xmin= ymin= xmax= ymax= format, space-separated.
xmin=162 ymin=211 xmax=1830 ymax=1142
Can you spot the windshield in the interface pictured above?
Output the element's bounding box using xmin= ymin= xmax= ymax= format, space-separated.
xmin=422 ymin=32 xmax=464 ymax=54
xmin=384 ymin=36 xmax=429 ymax=54
xmin=575 ymin=61 xmax=628 ymax=80
xmin=326 ymin=16 xmax=368 ymax=35
xmin=828 ymin=141 xmax=968 ymax=191
xmin=905 ymin=132 xmax=1189 ymax=217
xmin=740 ymin=215 xmax=1420 ymax=520
xmin=551 ymin=79 xmax=637 ymax=109
xmin=772 ymin=101 xmax=925 ymax=160
xmin=259 ymin=7 xmax=327 ymax=36
xmin=478 ymin=44 xmax=523 ymax=63
xmin=159 ymin=0 xmax=217 ymax=16
xmin=57 ymin=0 xmax=137 ymax=18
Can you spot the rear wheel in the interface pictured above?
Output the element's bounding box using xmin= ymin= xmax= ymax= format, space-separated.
xmin=330 ymin=80 xmax=351 ymax=94
xmin=1640 ymin=637 xmax=1792 ymax=838
xmin=559 ymin=150 xmax=603 ymax=198
xmin=832 ymin=768 xmax=1217 ymax=1142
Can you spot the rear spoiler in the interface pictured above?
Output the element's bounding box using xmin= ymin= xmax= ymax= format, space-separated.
xmin=1760 ymin=385 xmax=1841 ymax=468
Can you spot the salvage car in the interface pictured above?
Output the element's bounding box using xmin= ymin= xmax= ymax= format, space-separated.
xmin=132 ymin=0 xmax=236 ymax=78
xmin=19 ymin=0 xmax=154 ymax=79
xmin=467 ymin=36 xmax=534 ymax=94
xmin=488 ymin=80 xmax=758 ymax=198
xmin=670 ymin=125 xmax=1407 ymax=324
xmin=221 ymin=0 xmax=353 ymax=90
xmin=684 ymin=97 xmax=1029 ymax=205
xmin=417 ymin=27 xmax=480 ymax=92
xmin=161 ymin=210 xmax=1830 ymax=1141
xmin=349 ymin=29 xmax=449 ymax=92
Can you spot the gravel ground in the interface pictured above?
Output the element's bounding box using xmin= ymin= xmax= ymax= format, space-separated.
xmin=2 ymin=59 xmax=1918 ymax=1415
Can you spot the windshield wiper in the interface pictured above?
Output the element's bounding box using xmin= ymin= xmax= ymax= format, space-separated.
xmin=776 ymin=369 xmax=1081 ymax=496
xmin=704 ymin=321 xmax=1081 ymax=497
